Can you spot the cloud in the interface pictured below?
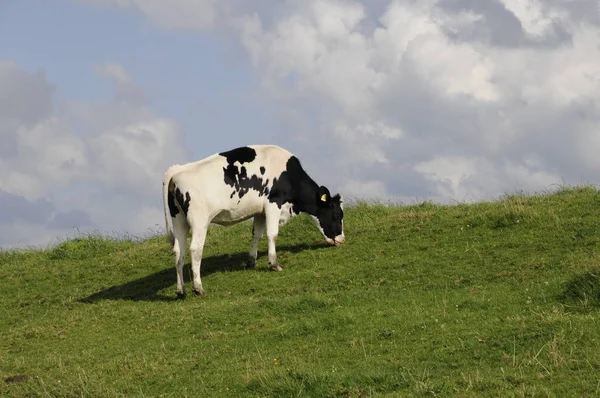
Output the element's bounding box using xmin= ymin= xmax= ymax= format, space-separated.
xmin=69 ymin=63 xmax=188 ymax=199
xmin=0 ymin=61 xmax=54 ymax=127
xmin=0 ymin=63 xmax=87 ymax=200
xmin=89 ymin=117 xmax=184 ymax=196
xmin=0 ymin=61 xmax=187 ymax=247
xmin=337 ymin=178 xmax=389 ymax=200
xmin=0 ymin=61 xmax=55 ymax=163
xmin=0 ymin=190 xmax=94 ymax=248
xmin=0 ymin=190 xmax=55 ymax=224
xmin=239 ymin=1 xmax=382 ymax=116
xmin=414 ymin=155 xmax=560 ymax=201
xmin=498 ymin=0 xmax=567 ymax=39
xmin=235 ymin=0 xmax=600 ymax=202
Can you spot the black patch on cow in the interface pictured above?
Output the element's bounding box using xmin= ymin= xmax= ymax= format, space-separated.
xmin=268 ymin=156 xmax=312 ymax=210
xmin=167 ymin=189 xmax=179 ymax=217
xmin=174 ymin=188 xmax=191 ymax=217
xmin=260 ymin=166 xmax=266 ymax=175
xmin=220 ymin=147 xmax=270 ymax=199
xmin=219 ymin=146 xmax=257 ymax=164
xmin=223 ymin=164 xmax=238 ymax=187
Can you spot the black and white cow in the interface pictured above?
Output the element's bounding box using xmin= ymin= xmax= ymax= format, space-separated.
xmin=162 ymin=145 xmax=345 ymax=297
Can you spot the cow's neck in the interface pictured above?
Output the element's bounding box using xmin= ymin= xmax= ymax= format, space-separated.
xmin=290 ymin=178 xmax=320 ymax=216
xmin=276 ymin=156 xmax=322 ymax=216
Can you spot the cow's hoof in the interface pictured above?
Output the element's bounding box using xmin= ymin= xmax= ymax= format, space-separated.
xmin=176 ymin=292 xmax=186 ymax=300
xmin=246 ymin=258 xmax=256 ymax=269
xmin=193 ymin=288 xmax=206 ymax=296
xmin=270 ymin=264 xmax=284 ymax=272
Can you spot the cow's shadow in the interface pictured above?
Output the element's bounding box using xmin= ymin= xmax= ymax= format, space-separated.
xmin=79 ymin=243 xmax=328 ymax=303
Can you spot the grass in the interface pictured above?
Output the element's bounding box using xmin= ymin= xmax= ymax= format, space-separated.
xmin=1 ymin=186 xmax=600 ymax=397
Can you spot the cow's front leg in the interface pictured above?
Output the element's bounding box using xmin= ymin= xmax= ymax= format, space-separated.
xmin=189 ymin=224 xmax=208 ymax=295
xmin=265 ymin=207 xmax=283 ymax=271
xmin=247 ymin=214 xmax=266 ymax=269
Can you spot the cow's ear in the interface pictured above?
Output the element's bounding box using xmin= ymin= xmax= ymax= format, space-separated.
xmin=317 ymin=186 xmax=331 ymax=205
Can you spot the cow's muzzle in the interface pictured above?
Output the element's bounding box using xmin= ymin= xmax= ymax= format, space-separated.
xmin=327 ymin=235 xmax=345 ymax=246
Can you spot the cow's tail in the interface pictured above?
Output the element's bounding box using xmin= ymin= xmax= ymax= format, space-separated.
xmin=162 ymin=170 xmax=175 ymax=245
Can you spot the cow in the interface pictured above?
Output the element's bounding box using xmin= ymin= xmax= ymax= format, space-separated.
xmin=162 ymin=144 xmax=345 ymax=297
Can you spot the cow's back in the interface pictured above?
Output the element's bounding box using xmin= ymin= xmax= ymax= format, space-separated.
xmin=248 ymin=145 xmax=294 ymax=169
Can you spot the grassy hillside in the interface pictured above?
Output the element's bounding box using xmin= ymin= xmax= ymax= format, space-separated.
xmin=1 ymin=187 xmax=600 ymax=397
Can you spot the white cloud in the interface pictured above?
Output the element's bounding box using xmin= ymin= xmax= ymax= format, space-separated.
xmin=338 ymin=178 xmax=389 ymax=200
xmin=0 ymin=63 xmax=86 ymax=200
xmin=415 ymin=156 xmax=560 ymax=202
xmin=404 ymin=33 xmax=500 ymax=102
xmin=0 ymin=222 xmax=70 ymax=250
xmin=2 ymin=117 xmax=88 ymax=200
xmin=0 ymin=61 xmax=187 ymax=247
xmin=332 ymin=120 xmax=402 ymax=166
xmin=499 ymin=0 xmax=567 ymax=39
xmin=90 ymin=118 xmax=184 ymax=196
xmin=415 ymin=156 xmax=480 ymax=200
xmin=372 ymin=0 xmax=439 ymax=66
xmin=233 ymin=0 xmax=600 ymax=202
xmin=238 ymin=0 xmax=383 ymax=115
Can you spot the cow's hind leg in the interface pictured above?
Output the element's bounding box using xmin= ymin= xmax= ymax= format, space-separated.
xmin=265 ymin=206 xmax=283 ymax=271
xmin=247 ymin=214 xmax=266 ymax=269
xmin=189 ymin=222 xmax=209 ymax=295
xmin=172 ymin=214 xmax=189 ymax=298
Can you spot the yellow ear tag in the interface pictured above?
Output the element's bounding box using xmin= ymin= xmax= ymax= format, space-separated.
xmin=320 ymin=194 xmax=327 ymax=202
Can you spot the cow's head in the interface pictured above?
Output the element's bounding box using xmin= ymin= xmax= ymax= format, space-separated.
xmin=311 ymin=186 xmax=345 ymax=246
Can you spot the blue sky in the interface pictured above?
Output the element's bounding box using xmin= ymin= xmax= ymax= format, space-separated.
xmin=1 ymin=0 xmax=599 ymax=247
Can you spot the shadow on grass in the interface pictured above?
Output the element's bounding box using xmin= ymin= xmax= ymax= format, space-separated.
xmin=79 ymin=243 xmax=329 ymax=303
xmin=558 ymin=269 xmax=600 ymax=312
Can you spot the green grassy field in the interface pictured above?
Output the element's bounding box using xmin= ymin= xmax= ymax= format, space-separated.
xmin=1 ymin=186 xmax=600 ymax=397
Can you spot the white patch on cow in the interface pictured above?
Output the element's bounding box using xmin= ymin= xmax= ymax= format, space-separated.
xmin=211 ymin=194 xmax=264 ymax=226
xmin=310 ymin=215 xmax=326 ymax=239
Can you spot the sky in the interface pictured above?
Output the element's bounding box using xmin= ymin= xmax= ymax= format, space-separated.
xmin=1 ymin=0 xmax=599 ymax=248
